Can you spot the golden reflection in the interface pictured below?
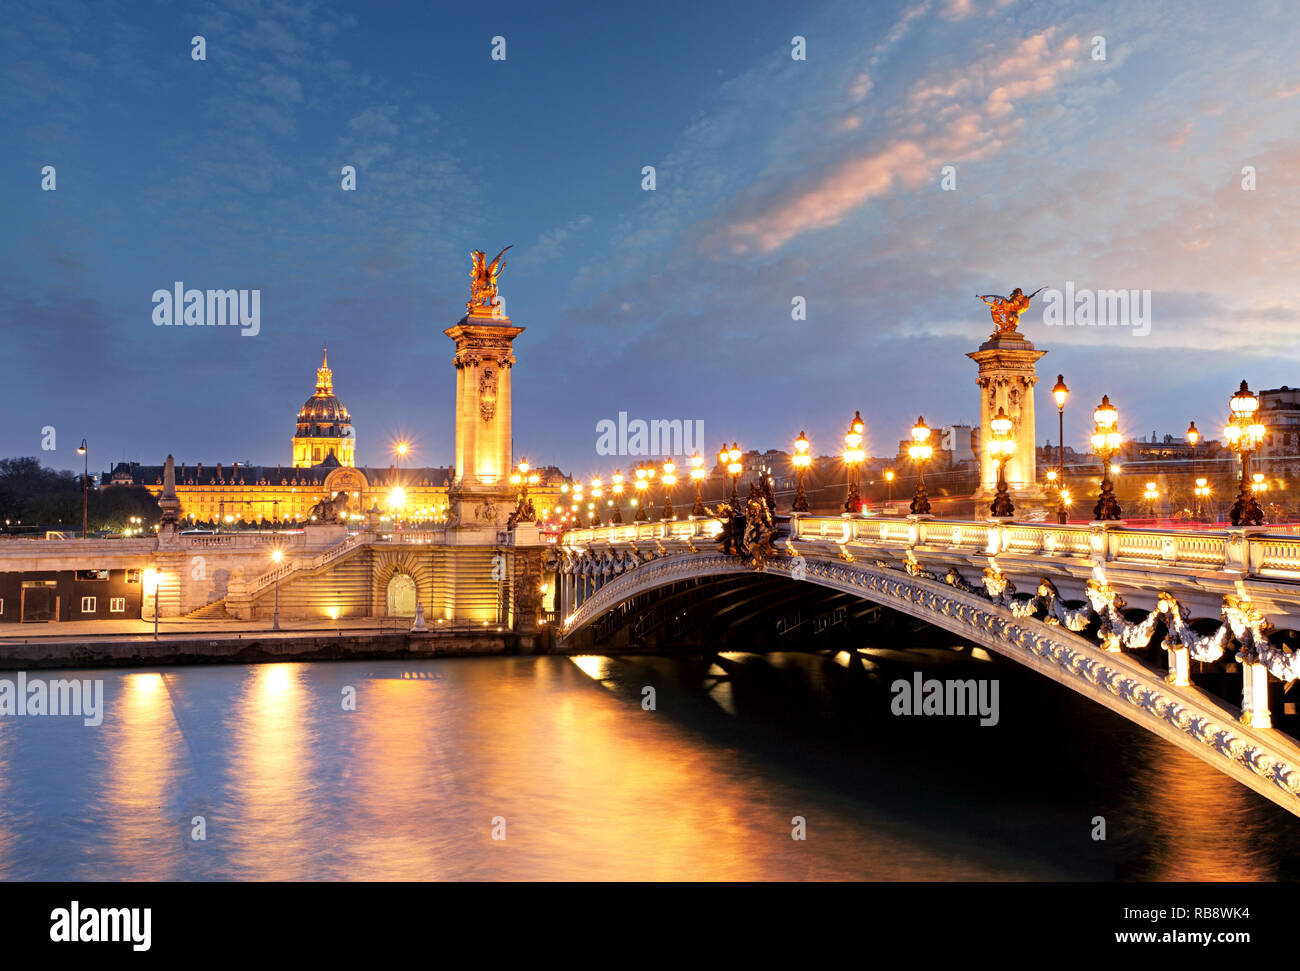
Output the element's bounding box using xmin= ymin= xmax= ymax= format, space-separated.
xmin=102 ymin=671 xmax=181 ymax=879
xmin=1127 ymin=735 xmax=1273 ymax=881
xmin=225 ymin=664 xmax=314 ymax=879
xmin=570 ymin=655 xmax=614 ymax=681
xmin=335 ymin=673 xmax=453 ymax=880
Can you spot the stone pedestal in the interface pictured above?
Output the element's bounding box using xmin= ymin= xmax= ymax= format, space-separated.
xmin=968 ymin=331 xmax=1047 ymax=509
xmin=302 ymin=523 xmax=348 ymax=550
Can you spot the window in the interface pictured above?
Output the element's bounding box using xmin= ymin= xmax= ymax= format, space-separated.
xmin=126 ymin=569 xmax=141 ymax=583
xmin=109 ymin=597 xmax=125 ymax=613
xmin=76 ymin=569 xmax=109 ymax=581
xmin=80 ymin=596 xmax=96 ymax=613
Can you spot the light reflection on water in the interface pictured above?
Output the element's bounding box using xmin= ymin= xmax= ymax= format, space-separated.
xmin=0 ymin=653 xmax=1293 ymax=881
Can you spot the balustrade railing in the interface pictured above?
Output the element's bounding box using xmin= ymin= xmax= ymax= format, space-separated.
xmin=563 ymin=514 xmax=1300 ymax=580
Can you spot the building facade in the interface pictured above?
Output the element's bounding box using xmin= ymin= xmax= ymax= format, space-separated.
xmin=105 ymin=351 xmax=570 ymax=527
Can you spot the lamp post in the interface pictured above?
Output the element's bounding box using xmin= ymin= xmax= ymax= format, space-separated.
xmin=1224 ymin=380 xmax=1266 ymax=527
xmin=842 ymin=411 xmax=865 ymax=516
xmin=661 ymin=460 xmax=676 ymax=519
xmin=1090 ymin=395 xmax=1123 ymax=521
xmin=1144 ymin=481 xmax=1159 ymax=519
xmin=142 ymin=568 xmax=160 ymax=641
xmin=1194 ymin=477 xmax=1210 ymax=522
xmin=271 ymin=548 xmax=284 ymax=631
xmin=77 ymin=439 xmax=88 ymax=538
xmin=689 ymin=453 xmax=707 ymax=517
xmin=633 ymin=464 xmax=650 ymax=521
xmin=988 ymin=406 xmax=1016 ymax=518
xmin=884 ymin=469 xmax=894 ymax=510
xmin=590 ymin=477 xmax=604 ymax=527
xmin=726 ymin=443 xmax=742 ymax=502
xmin=1052 ymin=375 xmax=1069 ymax=524
xmin=722 ymin=443 xmax=742 ymax=505
xmin=908 ymin=416 xmax=933 ymax=516
xmin=611 ymin=470 xmax=625 ymax=524
xmin=791 ymin=431 xmax=811 ymax=513
xmin=571 ymin=482 xmax=585 ymax=528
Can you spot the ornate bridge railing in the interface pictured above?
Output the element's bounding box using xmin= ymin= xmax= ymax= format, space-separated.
xmin=566 ymin=515 xmax=1300 ymax=581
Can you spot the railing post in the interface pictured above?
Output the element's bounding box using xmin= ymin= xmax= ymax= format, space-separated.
xmin=1241 ymin=661 xmax=1272 ymax=729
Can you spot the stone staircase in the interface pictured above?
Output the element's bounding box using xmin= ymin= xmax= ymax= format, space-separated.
xmin=184 ymin=598 xmax=230 ymax=620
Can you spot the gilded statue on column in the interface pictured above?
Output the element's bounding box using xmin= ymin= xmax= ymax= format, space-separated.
xmin=976 ymin=286 xmax=1044 ymax=335
xmin=468 ymin=246 xmax=512 ymax=315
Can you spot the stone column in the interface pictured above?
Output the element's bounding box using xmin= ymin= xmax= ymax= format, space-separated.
xmin=1165 ymin=644 xmax=1191 ymax=687
xmin=445 ymin=314 xmax=524 ymax=494
xmin=968 ymin=330 xmax=1047 ymax=505
xmin=1240 ymin=662 xmax=1272 ymax=729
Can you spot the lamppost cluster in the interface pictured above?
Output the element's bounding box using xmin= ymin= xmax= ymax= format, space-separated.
xmin=1090 ymin=394 xmax=1123 ymax=521
xmin=563 ymin=377 xmax=1279 ymax=532
xmin=1224 ymin=379 xmax=1266 ymax=527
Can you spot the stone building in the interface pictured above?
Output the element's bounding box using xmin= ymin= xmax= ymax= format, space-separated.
xmin=104 ymin=349 xmax=570 ymax=527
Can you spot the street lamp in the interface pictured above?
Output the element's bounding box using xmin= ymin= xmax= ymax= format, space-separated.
xmin=1224 ymin=380 xmax=1266 ymax=527
xmin=77 ymin=439 xmax=88 ymax=538
xmin=571 ymin=482 xmax=585 ymax=528
xmin=1194 ymin=477 xmax=1210 ymax=522
xmin=142 ymin=567 xmax=159 ymax=641
xmin=1052 ymin=375 xmax=1069 ymax=524
xmin=791 ymin=432 xmax=811 ymax=513
xmin=689 ymin=453 xmax=707 ymax=517
xmin=842 ymin=411 xmax=865 ymax=515
xmin=884 ymin=469 xmax=895 ymax=509
xmin=633 ymin=464 xmax=650 ymax=521
xmin=988 ymin=406 xmax=1016 ymax=518
xmin=1090 ymin=395 xmax=1123 ymax=521
xmin=661 ymin=460 xmax=677 ymax=519
xmin=908 ymin=416 xmax=933 ymax=516
xmin=1143 ymin=481 xmax=1159 ymax=519
xmin=611 ymin=470 xmax=625 ymax=524
xmin=270 ymin=548 xmax=284 ymax=630
xmin=722 ymin=443 xmax=743 ymax=503
xmin=589 ymin=477 xmax=604 ymax=527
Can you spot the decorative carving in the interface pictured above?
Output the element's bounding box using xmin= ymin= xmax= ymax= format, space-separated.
xmin=479 ymin=365 xmax=498 ymax=422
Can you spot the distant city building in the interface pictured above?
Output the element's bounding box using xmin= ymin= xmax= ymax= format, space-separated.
xmin=1259 ymin=386 xmax=1300 ymax=479
xmin=104 ymin=352 xmax=570 ymax=526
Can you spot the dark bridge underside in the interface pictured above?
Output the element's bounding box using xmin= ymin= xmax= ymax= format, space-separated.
xmin=566 ymin=572 xmax=919 ymax=653
xmin=564 ymin=572 xmax=1280 ymax=728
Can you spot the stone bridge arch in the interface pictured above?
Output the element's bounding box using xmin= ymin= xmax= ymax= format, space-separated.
xmin=559 ymin=546 xmax=1300 ymax=818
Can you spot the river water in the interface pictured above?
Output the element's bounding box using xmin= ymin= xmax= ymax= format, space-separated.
xmin=1 ymin=648 xmax=1296 ymax=880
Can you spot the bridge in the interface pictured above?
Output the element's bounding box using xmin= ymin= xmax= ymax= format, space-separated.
xmin=556 ymin=513 xmax=1300 ymax=817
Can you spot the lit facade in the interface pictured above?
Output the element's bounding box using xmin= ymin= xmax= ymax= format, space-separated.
xmin=105 ymin=350 xmax=570 ymax=526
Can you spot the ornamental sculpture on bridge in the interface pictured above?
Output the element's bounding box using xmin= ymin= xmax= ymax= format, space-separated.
xmin=976 ymin=286 xmax=1045 ymax=335
xmin=467 ymin=245 xmax=512 ymax=315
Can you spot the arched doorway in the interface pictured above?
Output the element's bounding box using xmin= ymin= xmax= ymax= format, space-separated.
xmin=386 ymin=573 xmax=416 ymax=617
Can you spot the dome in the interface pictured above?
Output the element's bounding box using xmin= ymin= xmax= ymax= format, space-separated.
xmin=294 ymin=348 xmax=354 ymax=441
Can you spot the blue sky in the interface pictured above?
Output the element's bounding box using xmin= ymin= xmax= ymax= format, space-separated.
xmin=4 ymin=0 xmax=1300 ymax=482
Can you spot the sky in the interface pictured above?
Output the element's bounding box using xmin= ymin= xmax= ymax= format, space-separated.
xmin=4 ymin=0 xmax=1300 ymax=483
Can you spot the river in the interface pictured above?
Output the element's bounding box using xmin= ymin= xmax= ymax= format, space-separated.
xmin=0 ymin=647 xmax=1294 ymax=880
